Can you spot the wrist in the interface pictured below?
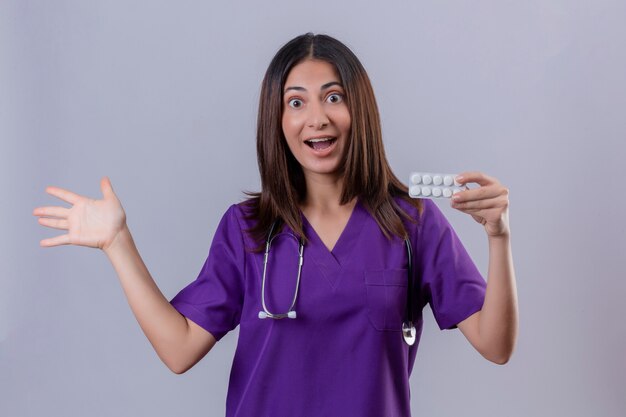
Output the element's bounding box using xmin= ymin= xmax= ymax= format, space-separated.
xmin=487 ymin=230 xmax=510 ymax=242
xmin=102 ymin=224 xmax=133 ymax=256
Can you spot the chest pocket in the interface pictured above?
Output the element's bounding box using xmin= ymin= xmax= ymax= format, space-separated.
xmin=364 ymin=269 xmax=408 ymax=331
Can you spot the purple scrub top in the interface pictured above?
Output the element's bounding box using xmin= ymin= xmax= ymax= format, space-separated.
xmin=170 ymin=197 xmax=486 ymax=417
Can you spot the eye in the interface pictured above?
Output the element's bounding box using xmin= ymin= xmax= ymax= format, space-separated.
xmin=326 ymin=93 xmax=344 ymax=104
xmin=288 ymin=98 xmax=303 ymax=109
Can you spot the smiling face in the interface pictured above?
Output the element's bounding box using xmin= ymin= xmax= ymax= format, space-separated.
xmin=281 ymin=59 xmax=351 ymax=183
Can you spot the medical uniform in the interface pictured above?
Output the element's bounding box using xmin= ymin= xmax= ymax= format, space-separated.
xmin=170 ymin=197 xmax=486 ymax=417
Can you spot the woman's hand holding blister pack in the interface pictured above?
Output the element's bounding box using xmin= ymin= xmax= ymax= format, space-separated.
xmin=33 ymin=177 xmax=128 ymax=251
xmin=450 ymin=171 xmax=510 ymax=238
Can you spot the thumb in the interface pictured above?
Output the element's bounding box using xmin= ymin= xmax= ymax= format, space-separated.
xmin=100 ymin=176 xmax=118 ymax=200
xmin=471 ymin=214 xmax=486 ymax=225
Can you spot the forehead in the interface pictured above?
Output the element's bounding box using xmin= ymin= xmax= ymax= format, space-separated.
xmin=284 ymin=59 xmax=341 ymax=88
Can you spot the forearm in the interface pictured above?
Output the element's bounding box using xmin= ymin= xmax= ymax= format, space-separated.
xmin=103 ymin=225 xmax=190 ymax=372
xmin=479 ymin=233 xmax=518 ymax=363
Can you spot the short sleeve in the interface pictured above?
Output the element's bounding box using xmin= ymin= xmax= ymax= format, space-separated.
xmin=417 ymin=199 xmax=486 ymax=330
xmin=169 ymin=204 xmax=245 ymax=341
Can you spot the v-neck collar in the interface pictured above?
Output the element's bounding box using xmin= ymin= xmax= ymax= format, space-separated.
xmin=299 ymin=198 xmax=367 ymax=288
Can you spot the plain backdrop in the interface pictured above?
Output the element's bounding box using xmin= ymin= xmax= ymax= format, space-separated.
xmin=2 ymin=1 xmax=625 ymax=416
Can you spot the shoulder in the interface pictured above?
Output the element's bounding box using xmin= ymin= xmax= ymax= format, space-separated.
xmin=393 ymin=195 xmax=418 ymax=217
xmin=392 ymin=195 xmax=438 ymax=224
xmin=392 ymin=196 xmax=453 ymax=241
xmin=209 ymin=201 xmax=253 ymax=240
xmin=217 ymin=198 xmax=263 ymax=249
xmin=218 ymin=199 xmax=258 ymax=226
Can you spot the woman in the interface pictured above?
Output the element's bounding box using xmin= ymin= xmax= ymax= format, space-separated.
xmin=33 ymin=33 xmax=518 ymax=416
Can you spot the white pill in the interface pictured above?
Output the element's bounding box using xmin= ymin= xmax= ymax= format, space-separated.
xmin=408 ymin=172 xmax=467 ymax=200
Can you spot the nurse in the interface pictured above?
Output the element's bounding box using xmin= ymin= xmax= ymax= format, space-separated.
xmin=33 ymin=33 xmax=518 ymax=417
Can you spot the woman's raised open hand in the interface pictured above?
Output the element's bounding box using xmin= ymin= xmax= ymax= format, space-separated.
xmin=33 ymin=177 xmax=128 ymax=251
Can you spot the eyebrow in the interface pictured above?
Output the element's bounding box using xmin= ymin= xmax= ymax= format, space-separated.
xmin=284 ymin=81 xmax=343 ymax=94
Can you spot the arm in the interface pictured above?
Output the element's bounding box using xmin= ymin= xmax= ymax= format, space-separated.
xmin=33 ymin=177 xmax=216 ymax=374
xmin=103 ymin=225 xmax=217 ymax=374
xmin=451 ymin=172 xmax=519 ymax=364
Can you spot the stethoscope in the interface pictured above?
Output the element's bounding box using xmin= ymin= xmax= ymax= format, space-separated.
xmin=257 ymin=219 xmax=417 ymax=346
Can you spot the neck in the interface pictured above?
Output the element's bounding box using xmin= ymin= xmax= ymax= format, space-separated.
xmin=302 ymin=172 xmax=347 ymax=211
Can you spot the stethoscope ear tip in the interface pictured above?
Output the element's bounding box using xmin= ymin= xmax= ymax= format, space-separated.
xmin=258 ymin=311 xmax=268 ymax=319
xmin=287 ymin=311 xmax=297 ymax=319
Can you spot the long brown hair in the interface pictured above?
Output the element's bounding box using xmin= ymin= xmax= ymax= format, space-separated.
xmin=243 ymin=33 xmax=422 ymax=251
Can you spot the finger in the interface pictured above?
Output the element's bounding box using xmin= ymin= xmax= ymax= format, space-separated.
xmin=452 ymin=185 xmax=506 ymax=203
xmin=456 ymin=171 xmax=498 ymax=187
xmin=40 ymin=234 xmax=71 ymax=247
xmin=33 ymin=206 xmax=70 ymax=218
xmin=37 ymin=217 xmax=69 ymax=230
xmin=452 ymin=197 xmax=505 ymax=211
xmin=100 ymin=176 xmax=118 ymax=201
xmin=45 ymin=186 xmax=82 ymax=205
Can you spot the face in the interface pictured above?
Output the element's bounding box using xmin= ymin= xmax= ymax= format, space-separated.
xmin=281 ymin=59 xmax=351 ymax=182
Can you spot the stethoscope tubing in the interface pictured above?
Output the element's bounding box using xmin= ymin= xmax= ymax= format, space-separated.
xmin=258 ymin=220 xmax=304 ymax=319
xmin=258 ymin=219 xmax=416 ymax=345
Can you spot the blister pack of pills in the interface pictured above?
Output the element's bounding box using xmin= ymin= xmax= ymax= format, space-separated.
xmin=408 ymin=172 xmax=467 ymax=199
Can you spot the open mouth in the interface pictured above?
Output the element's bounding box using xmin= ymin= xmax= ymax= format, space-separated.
xmin=304 ymin=137 xmax=337 ymax=150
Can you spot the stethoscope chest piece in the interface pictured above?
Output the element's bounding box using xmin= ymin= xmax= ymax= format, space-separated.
xmin=402 ymin=321 xmax=416 ymax=346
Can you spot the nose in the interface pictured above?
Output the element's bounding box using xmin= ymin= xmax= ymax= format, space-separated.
xmin=306 ymin=100 xmax=330 ymax=129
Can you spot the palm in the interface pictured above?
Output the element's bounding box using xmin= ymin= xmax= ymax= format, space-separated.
xmin=33 ymin=177 xmax=127 ymax=250
xmin=68 ymin=197 xmax=125 ymax=248
xmin=471 ymin=208 xmax=509 ymax=237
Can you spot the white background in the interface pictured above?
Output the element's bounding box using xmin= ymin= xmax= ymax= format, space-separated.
xmin=2 ymin=1 xmax=625 ymax=416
